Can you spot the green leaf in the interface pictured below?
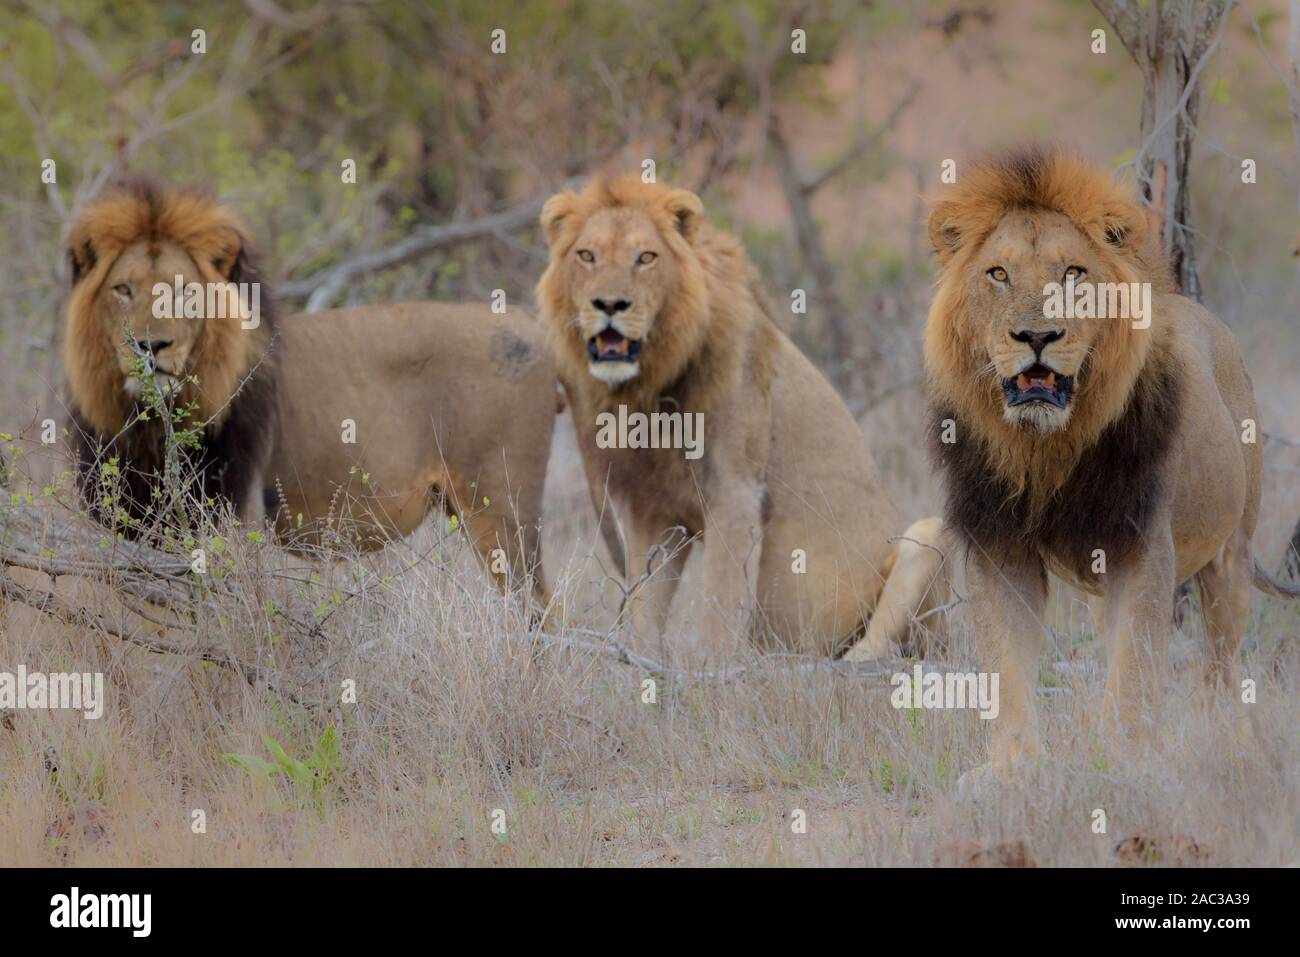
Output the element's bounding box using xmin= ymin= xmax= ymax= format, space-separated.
xmin=223 ymin=752 xmax=281 ymax=779
xmin=264 ymin=736 xmax=314 ymax=789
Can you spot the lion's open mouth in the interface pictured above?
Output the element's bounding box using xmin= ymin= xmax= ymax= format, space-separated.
xmin=1002 ymin=363 xmax=1074 ymax=409
xmin=587 ymin=327 xmax=642 ymax=363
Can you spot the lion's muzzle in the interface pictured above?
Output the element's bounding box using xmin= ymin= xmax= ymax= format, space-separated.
xmin=1002 ymin=363 xmax=1074 ymax=409
xmin=587 ymin=326 xmax=642 ymax=364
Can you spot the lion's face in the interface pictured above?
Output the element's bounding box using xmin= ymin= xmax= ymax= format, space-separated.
xmin=99 ymin=239 xmax=208 ymax=397
xmin=538 ymin=177 xmax=707 ymax=396
xmin=963 ymin=209 xmax=1125 ymax=434
xmin=972 ymin=210 xmax=1112 ymax=431
xmin=64 ymin=176 xmax=271 ymax=435
xmin=563 ymin=206 xmax=683 ymax=386
xmin=926 ymin=148 xmax=1160 ymax=451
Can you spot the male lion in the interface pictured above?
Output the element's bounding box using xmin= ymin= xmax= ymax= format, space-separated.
xmin=268 ymin=302 xmax=558 ymax=606
xmin=536 ymin=174 xmax=946 ymax=658
xmin=63 ymin=174 xmax=278 ymax=529
xmin=923 ymin=146 xmax=1300 ymax=777
xmin=63 ymin=177 xmax=556 ymax=605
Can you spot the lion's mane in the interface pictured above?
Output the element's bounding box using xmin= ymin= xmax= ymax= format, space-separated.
xmin=924 ymin=146 xmax=1180 ymax=567
xmin=63 ymin=174 xmax=278 ymax=527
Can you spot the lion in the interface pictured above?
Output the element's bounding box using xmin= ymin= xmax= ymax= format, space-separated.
xmin=63 ymin=174 xmax=278 ymax=530
xmin=62 ymin=177 xmax=557 ymax=606
xmin=923 ymin=146 xmax=1300 ymax=778
xmin=267 ymin=301 xmax=559 ymax=607
xmin=536 ymin=174 xmax=947 ymax=659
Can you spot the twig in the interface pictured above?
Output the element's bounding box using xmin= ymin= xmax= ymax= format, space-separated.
xmin=0 ymin=569 xmax=314 ymax=708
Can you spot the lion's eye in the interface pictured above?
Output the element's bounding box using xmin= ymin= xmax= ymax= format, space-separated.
xmin=577 ymin=249 xmax=595 ymax=264
xmin=636 ymin=251 xmax=657 ymax=265
xmin=113 ymin=283 xmax=132 ymax=298
xmin=1063 ymin=266 xmax=1086 ymax=281
xmin=987 ymin=267 xmax=1008 ymax=284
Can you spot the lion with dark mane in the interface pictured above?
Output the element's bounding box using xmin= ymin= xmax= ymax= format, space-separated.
xmin=63 ymin=174 xmax=277 ymax=530
xmin=61 ymin=178 xmax=558 ymax=611
xmin=924 ymin=146 xmax=1299 ymax=782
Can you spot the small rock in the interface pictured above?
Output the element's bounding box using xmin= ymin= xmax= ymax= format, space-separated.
xmin=933 ymin=836 xmax=1035 ymax=867
xmin=45 ymin=801 xmax=111 ymax=860
xmin=1114 ymin=832 xmax=1208 ymax=866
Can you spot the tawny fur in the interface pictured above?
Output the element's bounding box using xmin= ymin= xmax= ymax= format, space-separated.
xmin=65 ymin=177 xmax=272 ymax=435
xmin=266 ymin=302 xmax=558 ymax=611
xmin=537 ymin=174 xmax=947 ymax=658
xmin=63 ymin=180 xmax=556 ymax=611
xmin=926 ymin=146 xmax=1297 ymax=783
xmin=925 ymin=148 xmax=1175 ymax=511
xmin=62 ymin=175 xmax=277 ymax=527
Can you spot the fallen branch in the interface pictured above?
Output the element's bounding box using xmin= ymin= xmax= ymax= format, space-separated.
xmin=547 ymin=625 xmax=965 ymax=683
xmin=0 ymin=569 xmax=314 ymax=708
xmin=1264 ymin=430 xmax=1300 ymax=448
xmin=532 ymin=625 xmax=1072 ymax=698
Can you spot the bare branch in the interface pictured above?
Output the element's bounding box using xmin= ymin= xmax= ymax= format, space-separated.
xmin=280 ymin=179 xmax=580 ymax=311
xmin=801 ymin=81 xmax=921 ymax=196
xmin=1092 ymin=0 xmax=1145 ymax=54
xmin=0 ymin=569 xmax=313 ymax=707
xmin=243 ymin=0 xmax=376 ymax=32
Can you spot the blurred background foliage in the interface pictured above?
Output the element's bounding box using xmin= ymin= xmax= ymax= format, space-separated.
xmin=1 ymin=0 xmax=1296 ymax=535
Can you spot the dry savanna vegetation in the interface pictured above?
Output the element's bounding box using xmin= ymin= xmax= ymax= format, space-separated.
xmin=2 ymin=416 xmax=1297 ymax=867
xmin=2 ymin=0 xmax=1299 ymax=866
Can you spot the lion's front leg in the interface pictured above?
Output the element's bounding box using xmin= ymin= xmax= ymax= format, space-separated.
xmin=698 ymin=480 xmax=764 ymax=659
xmin=964 ymin=547 xmax=1049 ymax=778
xmin=1101 ymin=520 xmax=1176 ymax=744
xmin=234 ymin=466 xmax=268 ymax=528
xmin=622 ymin=515 xmax=694 ymax=651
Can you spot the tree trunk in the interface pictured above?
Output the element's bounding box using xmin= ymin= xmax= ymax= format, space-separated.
xmin=1288 ymin=518 xmax=1300 ymax=579
xmin=1093 ymin=0 xmax=1231 ymax=301
xmin=1290 ymin=1 xmax=1300 ymax=229
xmin=768 ymin=116 xmax=850 ymax=381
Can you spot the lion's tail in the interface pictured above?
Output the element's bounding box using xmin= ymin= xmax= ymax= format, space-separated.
xmin=841 ymin=516 xmax=949 ymax=660
xmin=1252 ymin=560 xmax=1300 ymax=600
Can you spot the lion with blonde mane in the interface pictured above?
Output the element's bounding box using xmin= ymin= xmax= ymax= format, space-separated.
xmin=537 ymin=173 xmax=946 ymax=658
xmin=924 ymin=146 xmax=1300 ymax=780
xmin=62 ymin=177 xmax=557 ymax=607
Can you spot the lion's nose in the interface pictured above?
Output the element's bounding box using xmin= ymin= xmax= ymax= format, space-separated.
xmin=135 ymin=339 xmax=173 ymax=355
xmin=591 ymin=297 xmax=631 ymax=317
xmin=1010 ymin=328 xmax=1064 ymax=355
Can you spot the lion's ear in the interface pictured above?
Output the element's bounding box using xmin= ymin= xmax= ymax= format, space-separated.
xmin=67 ymin=237 xmax=97 ymax=287
xmin=211 ymin=230 xmax=247 ymax=281
xmin=927 ymin=203 xmax=963 ymax=263
xmin=223 ymin=241 xmax=258 ymax=286
xmin=663 ymin=188 xmax=703 ymax=242
xmin=540 ymin=191 xmax=580 ymax=247
xmin=1101 ymin=203 xmax=1145 ymax=251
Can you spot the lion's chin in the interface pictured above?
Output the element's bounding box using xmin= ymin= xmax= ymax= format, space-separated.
xmin=1003 ymin=401 xmax=1072 ymax=434
xmin=588 ymin=360 xmax=640 ymax=387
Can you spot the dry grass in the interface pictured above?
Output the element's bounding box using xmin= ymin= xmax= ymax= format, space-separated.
xmin=1 ymin=414 xmax=1297 ymax=868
